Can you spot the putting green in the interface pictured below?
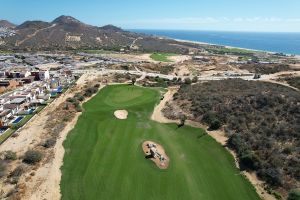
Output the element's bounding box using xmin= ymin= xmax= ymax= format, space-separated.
xmin=61 ymin=85 xmax=261 ymax=200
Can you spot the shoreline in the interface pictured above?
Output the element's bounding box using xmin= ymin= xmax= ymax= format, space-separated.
xmin=146 ymin=33 xmax=300 ymax=56
xmin=174 ymin=38 xmax=275 ymax=54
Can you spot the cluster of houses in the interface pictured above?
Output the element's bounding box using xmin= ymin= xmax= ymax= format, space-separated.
xmin=0 ymin=70 xmax=50 ymax=93
xmin=0 ymin=81 xmax=49 ymax=128
xmin=0 ymin=69 xmax=74 ymax=131
xmin=0 ymin=27 xmax=15 ymax=38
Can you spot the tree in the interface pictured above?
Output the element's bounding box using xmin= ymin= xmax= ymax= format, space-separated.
xmin=178 ymin=114 xmax=187 ymax=127
xmin=23 ymin=150 xmax=43 ymax=165
xmin=131 ymin=77 xmax=136 ymax=85
xmin=184 ymin=78 xmax=192 ymax=85
xmin=209 ymin=119 xmax=221 ymax=130
xmin=192 ymin=76 xmax=198 ymax=83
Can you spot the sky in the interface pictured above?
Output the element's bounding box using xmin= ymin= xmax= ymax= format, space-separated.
xmin=1 ymin=0 xmax=300 ymax=32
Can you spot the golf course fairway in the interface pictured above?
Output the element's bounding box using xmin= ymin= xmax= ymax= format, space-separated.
xmin=60 ymin=85 xmax=261 ymax=200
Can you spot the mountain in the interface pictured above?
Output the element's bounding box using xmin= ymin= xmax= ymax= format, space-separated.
xmin=17 ymin=21 xmax=51 ymax=30
xmin=0 ymin=15 xmax=195 ymax=53
xmin=101 ymin=25 xmax=123 ymax=32
xmin=0 ymin=20 xmax=16 ymax=29
xmin=52 ymin=15 xmax=83 ymax=25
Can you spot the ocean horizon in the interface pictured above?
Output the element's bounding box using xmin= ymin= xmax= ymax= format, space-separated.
xmin=130 ymin=29 xmax=300 ymax=55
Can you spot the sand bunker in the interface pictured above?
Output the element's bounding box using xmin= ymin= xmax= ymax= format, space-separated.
xmin=142 ymin=141 xmax=170 ymax=169
xmin=114 ymin=110 xmax=128 ymax=119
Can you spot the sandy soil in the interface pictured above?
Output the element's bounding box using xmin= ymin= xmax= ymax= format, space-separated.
xmin=26 ymin=84 xmax=106 ymax=200
xmin=142 ymin=141 xmax=169 ymax=169
xmin=0 ymin=74 xmax=104 ymax=200
xmin=114 ymin=110 xmax=128 ymax=119
xmin=151 ymin=88 xmax=275 ymax=200
xmin=151 ymin=87 xmax=179 ymax=123
xmin=107 ymin=53 xmax=154 ymax=63
xmin=174 ymin=65 xmax=191 ymax=76
xmin=169 ymin=55 xmax=191 ymax=63
xmin=24 ymin=112 xmax=81 ymax=200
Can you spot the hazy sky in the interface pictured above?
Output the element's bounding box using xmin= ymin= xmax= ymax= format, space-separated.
xmin=1 ymin=0 xmax=300 ymax=32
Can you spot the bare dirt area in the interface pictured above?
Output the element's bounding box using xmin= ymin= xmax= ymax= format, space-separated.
xmin=0 ymin=74 xmax=106 ymax=200
xmin=151 ymin=87 xmax=178 ymax=124
xmin=142 ymin=141 xmax=169 ymax=169
xmin=107 ymin=53 xmax=154 ymax=63
xmin=114 ymin=110 xmax=128 ymax=119
xmin=151 ymin=87 xmax=275 ymax=200
xmin=169 ymin=55 xmax=191 ymax=63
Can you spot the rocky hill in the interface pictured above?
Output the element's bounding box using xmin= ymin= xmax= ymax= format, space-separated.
xmin=0 ymin=15 xmax=194 ymax=53
xmin=0 ymin=20 xmax=16 ymax=29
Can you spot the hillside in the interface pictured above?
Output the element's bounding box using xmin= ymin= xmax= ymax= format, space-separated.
xmin=0 ymin=20 xmax=16 ymax=29
xmin=163 ymin=79 xmax=300 ymax=198
xmin=0 ymin=15 xmax=194 ymax=52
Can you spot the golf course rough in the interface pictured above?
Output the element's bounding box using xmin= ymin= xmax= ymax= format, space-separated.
xmin=61 ymin=85 xmax=261 ymax=200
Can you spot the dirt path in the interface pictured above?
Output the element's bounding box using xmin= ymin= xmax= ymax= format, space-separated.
xmin=259 ymin=71 xmax=300 ymax=91
xmin=151 ymin=87 xmax=178 ymax=123
xmin=151 ymin=87 xmax=275 ymax=200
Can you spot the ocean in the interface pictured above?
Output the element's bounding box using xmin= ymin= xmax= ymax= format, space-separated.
xmin=131 ymin=29 xmax=300 ymax=55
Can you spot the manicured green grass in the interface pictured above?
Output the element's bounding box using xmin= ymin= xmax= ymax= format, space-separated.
xmin=61 ymin=85 xmax=261 ymax=200
xmin=150 ymin=53 xmax=176 ymax=62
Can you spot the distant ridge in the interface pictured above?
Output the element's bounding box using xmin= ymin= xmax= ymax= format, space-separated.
xmin=0 ymin=20 xmax=16 ymax=29
xmin=16 ymin=21 xmax=51 ymax=30
xmin=0 ymin=15 xmax=195 ymax=53
xmin=101 ymin=25 xmax=123 ymax=32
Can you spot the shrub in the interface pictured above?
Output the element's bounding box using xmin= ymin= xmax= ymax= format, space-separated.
xmin=84 ymin=87 xmax=98 ymax=97
xmin=76 ymin=95 xmax=85 ymax=102
xmin=3 ymin=150 xmax=17 ymax=161
xmin=0 ymin=160 xmax=7 ymax=178
xmin=184 ymin=78 xmax=192 ymax=85
xmin=209 ymin=119 xmax=221 ymax=130
xmin=66 ymin=97 xmax=76 ymax=103
xmin=8 ymin=165 xmax=24 ymax=178
xmin=202 ymin=112 xmax=221 ymax=130
xmin=75 ymin=105 xmax=82 ymax=112
xmin=42 ymin=138 xmax=56 ymax=148
xmin=23 ymin=150 xmax=43 ymax=165
xmin=288 ymin=189 xmax=300 ymax=200
xmin=257 ymin=167 xmax=283 ymax=187
xmin=192 ymin=76 xmax=198 ymax=83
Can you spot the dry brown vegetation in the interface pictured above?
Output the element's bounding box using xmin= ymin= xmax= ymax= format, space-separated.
xmin=163 ymin=79 xmax=300 ymax=198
